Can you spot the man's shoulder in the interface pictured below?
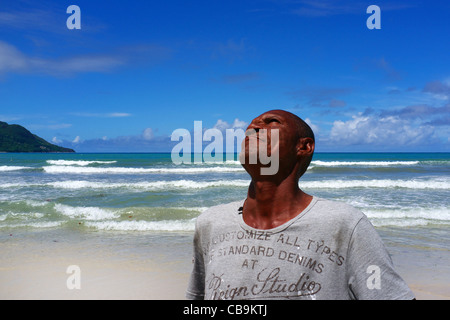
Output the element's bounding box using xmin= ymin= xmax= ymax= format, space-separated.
xmin=315 ymin=197 xmax=363 ymax=212
xmin=312 ymin=197 xmax=366 ymax=224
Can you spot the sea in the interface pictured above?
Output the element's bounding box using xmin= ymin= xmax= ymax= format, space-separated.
xmin=1 ymin=152 xmax=449 ymax=283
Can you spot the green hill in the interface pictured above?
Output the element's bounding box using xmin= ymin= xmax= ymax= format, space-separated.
xmin=0 ymin=121 xmax=75 ymax=153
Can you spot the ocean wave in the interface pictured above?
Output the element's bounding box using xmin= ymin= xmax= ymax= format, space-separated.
xmin=1 ymin=178 xmax=448 ymax=190
xmin=301 ymin=179 xmax=450 ymax=189
xmin=0 ymin=183 xmax=28 ymax=188
xmin=371 ymin=218 xmax=434 ymax=227
xmin=46 ymin=160 xmax=117 ymax=166
xmin=43 ymin=165 xmax=245 ymax=174
xmin=0 ymin=221 xmax=63 ymax=229
xmin=364 ymin=207 xmax=450 ymax=227
xmin=207 ymin=160 xmax=242 ymax=166
xmin=48 ymin=179 xmax=250 ymax=190
xmin=365 ymin=207 xmax=450 ymax=220
xmin=0 ymin=165 xmax=31 ymax=172
xmin=0 ymin=202 xmax=206 ymax=226
xmin=1 ymin=200 xmax=447 ymax=230
xmin=54 ymin=203 xmax=119 ymax=220
xmin=0 ymin=211 xmax=45 ymax=220
xmin=84 ymin=219 xmax=196 ymax=231
xmin=310 ymin=160 xmax=420 ymax=167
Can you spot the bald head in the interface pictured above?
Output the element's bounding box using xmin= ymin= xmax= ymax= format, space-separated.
xmin=283 ymin=110 xmax=315 ymax=143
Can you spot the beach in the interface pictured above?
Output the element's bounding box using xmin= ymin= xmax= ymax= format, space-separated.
xmin=1 ymin=227 xmax=449 ymax=300
xmin=0 ymin=229 xmax=192 ymax=300
xmin=0 ymin=152 xmax=449 ymax=300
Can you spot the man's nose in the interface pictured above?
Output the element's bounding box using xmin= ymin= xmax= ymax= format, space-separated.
xmin=246 ymin=125 xmax=260 ymax=134
xmin=247 ymin=119 xmax=265 ymax=132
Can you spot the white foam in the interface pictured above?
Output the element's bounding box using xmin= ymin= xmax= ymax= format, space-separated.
xmin=221 ymin=160 xmax=242 ymax=166
xmin=0 ymin=183 xmax=28 ymax=188
xmin=1 ymin=211 xmax=45 ymax=219
xmin=0 ymin=221 xmax=62 ymax=229
xmin=54 ymin=204 xmax=119 ymax=220
xmin=43 ymin=165 xmax=245 ymax=174
xmin=176 ymin=206 xmax=209 ymax=213
xmin=23 ymin=212 xmax=45 ymax=219
xmin=48 ymin=180 xmax=103 ymax=189
xmin=84 ymin=219 xmax=196 ymax=232
xmin=48 ymin=179 xmax=250 ymax=190
xmin=25 ymin=200 xmax=50 ymax=207
xmin=311 ymin=160 xmax=420 ymax=167
xmin=364 ymin=206 xmax=450 ymax=227
xmin=371 ymin=218 xmax=432 ymax=227
xmin=0 ymin=165 xmax=30 ymax=171
xmin=2 ymin=178 xmax=447 ymax=190
xmin=364 ymin=207 xmax=450 ymax=220
xmin=301 ymin=179 xmax=450 ymax=189
xmin=47 ymin=160 xmax=117 ymax=166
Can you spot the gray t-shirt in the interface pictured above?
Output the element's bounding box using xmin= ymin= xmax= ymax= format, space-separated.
xmin=186 ymin=197 xmax=415 ymax=300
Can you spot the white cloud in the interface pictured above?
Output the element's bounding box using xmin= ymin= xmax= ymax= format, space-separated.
xmin=0 ymin=40 xmax=124 ymax=76
xmin=59 ymin=129 xmax=175 ymax=152
xmin=213 ymin=119 xmax=230 ymax=131
xmin=0 ymin=41 xmax=27 ymax=73
xmin=108 ymin=113 xmax=132 ymax=118
xmin=142 ymin=128 xmax=154 ymax=141
xmin=71 ymin=112 xmax=131 ymax=118
xmin=52 ymin=137 xmax=62 ymax=144
xmin=329 ymin=114 xmax=435 ymax=146
xmin=213 ymin=118 xmax=248 ymax=131
xmin=232 ymin=118 xmax=248 ymax=129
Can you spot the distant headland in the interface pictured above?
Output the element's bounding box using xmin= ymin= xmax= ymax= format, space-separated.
xmin=0 ymin=121 xmax=75 ymax=153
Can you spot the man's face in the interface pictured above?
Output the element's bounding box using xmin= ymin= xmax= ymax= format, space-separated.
xmin=239 ymin=110 xmax=299 ymax=176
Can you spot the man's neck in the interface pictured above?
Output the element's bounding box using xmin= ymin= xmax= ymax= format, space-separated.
xmin=243 ymin=177 xmax=312 ymax=230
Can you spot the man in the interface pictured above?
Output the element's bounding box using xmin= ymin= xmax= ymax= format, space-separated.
xmin=186 ymin=109 xmax=414 ymax=300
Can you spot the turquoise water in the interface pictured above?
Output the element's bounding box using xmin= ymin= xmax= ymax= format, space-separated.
xmin=0 ymin=152 xmax=449 ymax=233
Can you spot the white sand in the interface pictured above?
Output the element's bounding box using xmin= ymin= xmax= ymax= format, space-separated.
xmin=1 ymin=230 xmax=448 ymax=300
xmin=0 ymin=231 xmax=191 ymax=300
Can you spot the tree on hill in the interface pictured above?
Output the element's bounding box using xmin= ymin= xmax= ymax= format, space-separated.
xmin=0 ymin=121 xmax=75 ymax=153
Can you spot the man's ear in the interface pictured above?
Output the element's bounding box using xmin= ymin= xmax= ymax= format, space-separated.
xmin=296 ymin=137 xmax=315 ymax=158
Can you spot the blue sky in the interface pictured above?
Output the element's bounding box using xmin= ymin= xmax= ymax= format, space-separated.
xmin=0 ymin=0 xmax=449 ymax=152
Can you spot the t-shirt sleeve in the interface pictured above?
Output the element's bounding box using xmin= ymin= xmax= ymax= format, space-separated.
xmin=186 ymin=219 xmax=206 ymax=300
xmin=347 ymin=216 xmax=415 ymax=300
